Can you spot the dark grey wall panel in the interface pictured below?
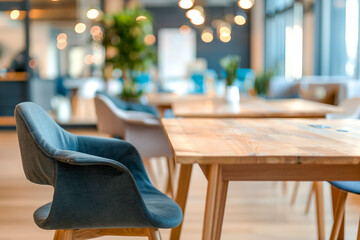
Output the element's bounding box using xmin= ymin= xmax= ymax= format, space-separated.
xmin=0 ymin=82 xmax=28 ymax=116
xmin=147 ymin=6 xmax=251 ymax=73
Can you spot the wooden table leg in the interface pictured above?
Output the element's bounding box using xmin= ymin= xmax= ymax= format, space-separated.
xmin=157 ymin=106 xmax=167 ymax=118
xmin=165 ymin=157 xmax=176 ymax=199
xmin=331 ymin=185 xmax=345 ymax=240
xmin=202 ymin=164 xmax=229 ymax=240
xmin=170 ymin=164 xmax=193 ymax=240
xmin=314 ymin=182 xmax=325 ymax=240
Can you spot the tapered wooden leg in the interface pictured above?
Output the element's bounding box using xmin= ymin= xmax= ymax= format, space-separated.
xmin=148 ymin=228 xmax=162 ymax=240
xmin=290 ymin=182 xmax=300 ymax=205
xmin=157 ymin=106 xmax=167 ymax=118
xmin=314 ymin=181 xmax=325 ymax=240
xmin=143 ymin=158 xmax=158 ymax=187
xmin=282 ymin=181 xmax=287 ymax=194
xmin=330 ymin=190 xmax=348 ymax=240
xmin=170 ymin=164 xmax=193 ymax=240
xmin=202 ymin=164 xmax=229 ymax=240
xmin=54 ymin=230 xmax=74 ymax=240
xmin=305 ymin=182 xmax=316 ymax=214
xmin=331 ymin=186 xmax=345 ymax=240
xmin=165 ymin=157 xmax=175 ymax=198
xmin=357 ymin=218 xmax=360 ymax=240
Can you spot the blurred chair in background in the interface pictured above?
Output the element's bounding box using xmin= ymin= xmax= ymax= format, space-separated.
xmin=326 ymin=97 xmax=360 ymax=119
xmin=187 ymin=58 xmax=207 ymax=94
xmin=15 ymin=102 xmax=182 ymax=240
xmin=191 ymin=73 xmax=204 ymax=94
xmin=236 ymin=68 xmax=255 ymax=94
xmin=94 ymin=92 xmax=176 ymax=198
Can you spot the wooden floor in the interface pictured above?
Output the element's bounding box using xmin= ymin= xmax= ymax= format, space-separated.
xmin=1 ymin=129 xmax=360 ymax=240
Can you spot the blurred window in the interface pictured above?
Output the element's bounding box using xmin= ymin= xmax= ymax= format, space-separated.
xmin=265 ymin=0 xmax=302 ymax=79
xmin=0 ymin=11 xmax=26 ymax=73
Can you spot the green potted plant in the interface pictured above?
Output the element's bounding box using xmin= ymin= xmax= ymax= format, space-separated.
xmin=254 ymin=71 xmax=274 ymax=97
xmin=101 ymin=7 xmax=156 ymax=101
xmin=220 ymin=55 xmax=241 ymax=104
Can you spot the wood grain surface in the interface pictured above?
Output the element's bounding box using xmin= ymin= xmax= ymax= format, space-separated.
xmin=162 ymin=118 xmax=360 ymax=165
xmin=172 ymin=98 xmax=343 ymax=118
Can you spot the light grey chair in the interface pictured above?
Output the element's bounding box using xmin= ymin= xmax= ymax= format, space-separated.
xmin=15 ymin=102 xmax=182 ymax=240
xmin=326 ymin=97 xmax=360 ymax=119
xmin=94 ymin=93 xmax=175 ymax=197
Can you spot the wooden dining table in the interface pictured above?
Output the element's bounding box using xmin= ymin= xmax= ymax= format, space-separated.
xmin=162 ymin=118 xmax=360 ymax=240
xmin=146 ymin=93 xmax=217 ymax=117
xmin=171 ymin=97 xmax=343 ymax=118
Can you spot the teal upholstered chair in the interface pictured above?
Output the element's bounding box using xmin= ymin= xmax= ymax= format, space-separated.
xmin=15 ymin=102 xmax=182 ymax=240
xmin=329 ymin=182 xmax=360 ymax=240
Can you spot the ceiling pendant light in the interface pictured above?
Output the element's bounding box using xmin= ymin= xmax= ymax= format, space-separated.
xmin=238 ymin=0 xmax=254 ymax=10
xmin=234 ymin=10 xmax=247 ymax=25
xmin=201 ymin=27 xmax=214 ymax=43
xmin=178 ymin=0 xmax=194 ymax=10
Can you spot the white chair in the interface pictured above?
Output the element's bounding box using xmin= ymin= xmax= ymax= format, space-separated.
xmin=326 ymin=97 xmax=360 ymax=119
xmin=94 ymin=94 xmax=175 ymax=198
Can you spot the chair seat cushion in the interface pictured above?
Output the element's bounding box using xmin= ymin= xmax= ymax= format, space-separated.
xmin=34 ymin=187 xmax=182 ymax=229
xmin=330 ymin=181 xmax=360 ymax=195
xmin=141 ymin=188 xmax=183 ymax=228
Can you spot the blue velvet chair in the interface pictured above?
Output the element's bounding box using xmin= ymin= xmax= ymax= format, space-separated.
xmin=15 ymin=102 xmax=182 ymax=240
xmin=329 ymin=182 xmax=360 ymax=240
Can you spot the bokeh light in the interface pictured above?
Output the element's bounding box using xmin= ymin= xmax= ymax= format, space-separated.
xmin=220 ymin=34 xmax=231 ymax=43
xmin=57 ymin=41 xmax=67 ymax=50
xmin=180 ymin=25 xmax=191 ymax=35
xmin=190 ymin=15 xmax=205 ymax=25
xmin=238 ymin=0 xmax=254 ymax=9
xmin=178 ymin=0 xmax=194 ymax=9
xmin=234 ymin=15 xmax=246 ymax=25
xmin=87 ymin=9 xmax=99 ymax=20
xmin=144 ymin=34 xmax=156 ymax=45
xmin=201 ymin=30 xmax=213 ymax=43
xmin=136 ymin=15 xmax=147 ymax=21
xmin=84 ymin=55 xmax=94 ymax=65
xmin=75 ymin=23 xmax=86 ymax=34
xmin=10 ymin=10 xmax=20 ymax=20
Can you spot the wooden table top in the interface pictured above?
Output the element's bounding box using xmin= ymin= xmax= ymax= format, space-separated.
xmin=172 ymin=98 xmax=343 ymax=118
xmin=162 ymin=118 xmax=360 ymax=165
xmin=146 ymin=93 xmax=217 ymax=108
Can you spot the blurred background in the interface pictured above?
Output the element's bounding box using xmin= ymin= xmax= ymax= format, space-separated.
xmin=0 ymin=0 xmax=359 ymax=125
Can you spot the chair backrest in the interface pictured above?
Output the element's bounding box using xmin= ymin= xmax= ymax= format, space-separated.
xmin=96 ymin=91 xmax=158 ymax=116
xmin=236 ymin=68 xmax=255 ymax=82
xmin=339 ymin=97 xmax=360 ymax=113
xmin=15 ymin=102 xmax=77 ymax=185
xmin=94 ymin=94 xmax=128 ymax=138
xmin=326 ymin=97 xmax=360 ymax=119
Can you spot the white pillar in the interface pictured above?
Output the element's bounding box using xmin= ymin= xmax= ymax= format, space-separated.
xmin=250 ymin=0 xmax=265 ymax=74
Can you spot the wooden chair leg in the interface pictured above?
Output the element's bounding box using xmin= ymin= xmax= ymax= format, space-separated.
xmin=165 ymin=157 xmax=175 ymax=198
xmin=143 ymin=158 xmax=158 ymax=187
xmin=148 ymin=228 xmax=162 ymax=240
xmin=54 ymin=230 xmax=74 ymax=240
xmin=357 ymin=218 xmax=360 ymax=240
xmin=330 ymin=190 xmax=348 ymax=240
xmin=282 ymin=181 xmax=287 ymax=194
xmin=290 ymin=182 xmax=300 ymax=205
xmin=305 ymin=182 xmax=316 ymax=214
xmin=170 ymin=164 xmax=193 ymax=240
xmin=314 ymin=181 xmax=325 ymax=240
